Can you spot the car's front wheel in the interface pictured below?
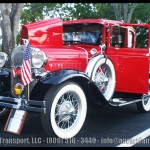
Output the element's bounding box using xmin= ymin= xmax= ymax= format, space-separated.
xmin=41 ymin=82 xmax=87 ymax=139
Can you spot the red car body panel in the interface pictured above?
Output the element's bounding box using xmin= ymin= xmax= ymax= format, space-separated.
xmin=21 ymin=18 xmax=63 ymax=47
xmin=39 ymin=46 xmax=88 ymax=72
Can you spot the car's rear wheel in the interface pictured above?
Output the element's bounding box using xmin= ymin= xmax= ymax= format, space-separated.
xmin=137 ymin=88 xmax=150 ymax=112
xmin=41 ymin=81 xmax=87 ymax=139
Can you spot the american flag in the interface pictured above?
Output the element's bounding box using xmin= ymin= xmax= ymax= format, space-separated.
xmin=21 ymin=43 xmax=32 ymax=86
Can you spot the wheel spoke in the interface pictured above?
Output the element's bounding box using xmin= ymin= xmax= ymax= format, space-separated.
xmin=73 ymin=102 xmax=78 ymax=109
xmin=61 ymin=121 xmax=66 ymax=129
xmin=54 ymin=91 xmax=80 ymax=130
xmin=67 ymin=120 xmax=70 ymax=128
xmin=94 ymin=64 xmax=110 ymax=94
xmin=66 ymin=93 xmax=72 ymax=101
xmin=56 ymin=117 xmax=62 ymax=126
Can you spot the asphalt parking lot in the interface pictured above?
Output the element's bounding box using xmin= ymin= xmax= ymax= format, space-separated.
xmin=0 ymin=103 xmax=150 ymax=147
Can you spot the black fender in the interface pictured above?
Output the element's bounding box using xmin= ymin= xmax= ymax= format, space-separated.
xmin=0 ymin=68 xmax=11 ymax=95
xmin=30 ymin=69 xmax=108 ymax=106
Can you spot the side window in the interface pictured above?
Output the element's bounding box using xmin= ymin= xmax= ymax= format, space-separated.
xmin=110 ymin=26 xmax=126 ymax=48
xmin=134 ymin=26 xmax=148 ymax=48
xmin=110 ymin=25 xmax=148 ymax=49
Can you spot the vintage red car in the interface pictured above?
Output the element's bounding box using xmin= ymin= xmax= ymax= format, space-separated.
xmin=0 ymin=18 xmax=150 ymax=139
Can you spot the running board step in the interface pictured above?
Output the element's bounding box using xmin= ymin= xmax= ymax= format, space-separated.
xmin=109 ymin=98 xmax=142 ymax=106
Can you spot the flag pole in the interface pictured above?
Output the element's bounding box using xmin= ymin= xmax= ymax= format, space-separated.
xmin=28 ymin=84 xmax=30 ymax=100
xmin=27 ymin=38 xmax=30 ymax=100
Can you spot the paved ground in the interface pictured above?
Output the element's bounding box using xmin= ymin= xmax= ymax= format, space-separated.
xmin=0 ymin=103 xmax=150 ymax=147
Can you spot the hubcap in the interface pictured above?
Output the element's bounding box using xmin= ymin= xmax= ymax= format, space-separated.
xmin=55 ymin=92 xmax=79 ymax=129
xmin=59 ymin=101 xmax=75 ymax=121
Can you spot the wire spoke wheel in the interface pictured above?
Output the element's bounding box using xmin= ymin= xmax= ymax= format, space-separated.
xmin=94 ymin=64 xmax=110 ymax=95
xmin=41 ymin=82 xmax=87 ymax=139
xmin=55 ymin=92 xmax=79 ymax=130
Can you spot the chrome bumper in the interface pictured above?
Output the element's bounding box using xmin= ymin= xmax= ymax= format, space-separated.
xmin=0 ymin=96 xmax=46 ymax=113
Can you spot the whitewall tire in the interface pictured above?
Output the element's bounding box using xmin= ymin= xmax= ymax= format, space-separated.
xmin=137 ymin=81 xmax=150 ymax=112
xmin=41 ymin=82 xmax=87 ymax=139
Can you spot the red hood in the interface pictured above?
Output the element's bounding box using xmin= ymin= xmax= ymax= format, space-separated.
xmin=20 ymin=18 xmax=63 ymax=48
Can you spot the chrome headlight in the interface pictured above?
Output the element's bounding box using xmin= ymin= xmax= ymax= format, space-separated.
xmin=32 ymin=49 xmax=47 ymax=68
xmin=0 ymin=52 xmax=8 ymax=68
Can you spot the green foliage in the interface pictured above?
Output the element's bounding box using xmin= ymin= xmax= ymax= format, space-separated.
xmin=63 ymin=3 xmax=98 ymax=20
xmin=132 ymin=3 xmax=150 ymax=23
xmin=18 ymin=3 xmax=59 ymax=45
xmin=135 ymin=27 xmax=148 ymax=48
xmin=59 ymin=3 xmax=115 ymax=20
xmin=21 ymin=3 xmax=45 ymax=25
xmin=20 ymin=3 xmax=59 ymax=25
xmin=20 ymin=3 xmax=150 ymax=24
xmin=94 ymin=3 xmax=115 ymax=20
xmin=20 ymin=3 xmax=115 ymax=23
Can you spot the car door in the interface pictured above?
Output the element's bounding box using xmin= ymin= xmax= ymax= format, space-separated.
xmin=106 ymin=23 xmax=149 ymax=94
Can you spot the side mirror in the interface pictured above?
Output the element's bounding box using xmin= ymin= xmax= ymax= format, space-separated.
xmin=100 ymin=43 xmax=106 ymax=54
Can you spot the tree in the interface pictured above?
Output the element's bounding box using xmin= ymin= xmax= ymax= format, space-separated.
xmin=0 ymin=3 xmax=24 ymax=58
xmin=94 ymin=3 xmax=115 ymax=20
xmin=57 ymin=3 xmax=115 ymax=20
xmin=20 ymin=3 xmax=58 ymax=25
xmin=61 ymin=3 xmax=98 ymax=20
xmin=20 ymin=3 xmax=114 ymax=22
xmin=15 ymin=3 xmax=59 ymax=45
xmin=111 ymin=3 xmax=139 ymax=23
xmin=132 ymin=3 xmax=150 ymax=23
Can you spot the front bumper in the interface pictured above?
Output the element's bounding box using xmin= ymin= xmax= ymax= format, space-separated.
xmin=0 ymin=96 xmax=46 ymax=113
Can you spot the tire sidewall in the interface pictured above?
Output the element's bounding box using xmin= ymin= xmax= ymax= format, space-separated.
xmin=137 ymin=94 xmax=150 ymax=112
xmin=142 ymin=97 xmax=150 ymax=111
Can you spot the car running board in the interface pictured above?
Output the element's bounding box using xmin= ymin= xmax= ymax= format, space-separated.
xmin=109 ymin=98 xmax=142 ymax=107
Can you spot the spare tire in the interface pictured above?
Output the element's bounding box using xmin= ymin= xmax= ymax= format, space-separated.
xmin=87 ymin=57 xmax=116 ymax=101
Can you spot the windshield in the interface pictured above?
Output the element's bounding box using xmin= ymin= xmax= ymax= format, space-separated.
xmin=63 ymin=23 xmax=103 ymax=45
